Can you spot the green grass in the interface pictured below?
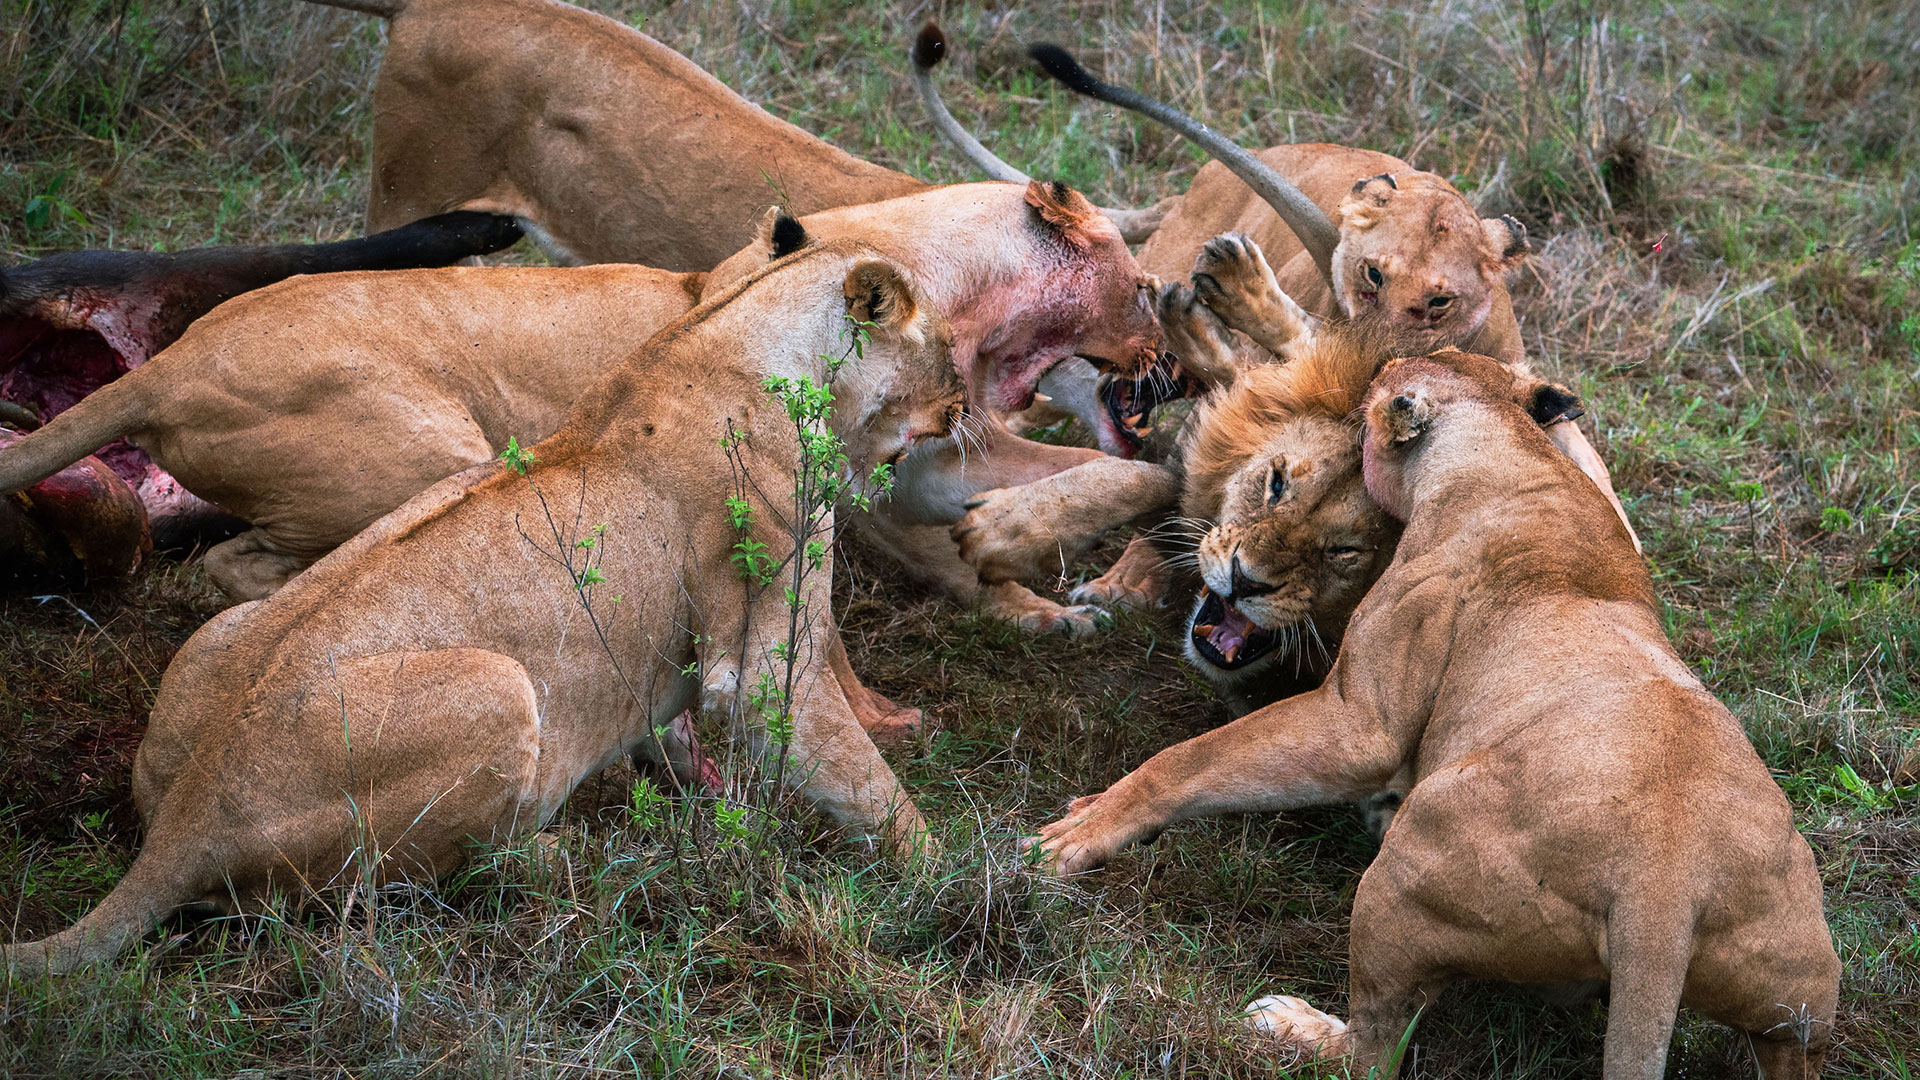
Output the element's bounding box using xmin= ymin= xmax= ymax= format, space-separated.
xmin=3 ymin=0 xmax=1917 ymax=1075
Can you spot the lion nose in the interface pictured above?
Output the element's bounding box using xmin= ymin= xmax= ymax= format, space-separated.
xmin=1227 ymin=554 xmax=1278 ymax=600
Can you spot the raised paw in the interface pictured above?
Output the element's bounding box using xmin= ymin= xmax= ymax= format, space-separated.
xmin=1156 ymin=279 xmax=1243 ymax=389
xmin=1067 ymin=536 xmax=1169 ymax=610
xmin=1191 ymin=233 xmax=1275 ymax=322
xmin=1244 ymin=995 xmax=1350 ymax=1059
xmin=1190 ymin=233 xmax=1319 ymax=357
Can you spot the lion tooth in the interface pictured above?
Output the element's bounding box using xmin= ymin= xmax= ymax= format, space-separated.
xmin=1222 ymin=644 xmax=1241 ymax=663
xmin=1192 ymin=623 xmax=1216 ymax=636
xmin=1125 ymin=413 xmax=1145 ymax=427
xmin=1133 ymin=424 xmax=1154 ymax=437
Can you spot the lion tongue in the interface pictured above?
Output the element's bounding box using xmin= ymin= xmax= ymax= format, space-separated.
xmin=1205 ymin=603 xmax=1256 ymax=664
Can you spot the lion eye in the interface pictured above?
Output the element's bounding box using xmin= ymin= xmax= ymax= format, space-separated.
xmin=1365 ymin=265 xmax=1384 ymax=287
xmin=1327 ymin=546 xmax=1363 ymax=559
xmin=1267 ymin=466 xmax=1287 ymax=504
xmin=1428 ymin=295 xmax=1452 ymax=309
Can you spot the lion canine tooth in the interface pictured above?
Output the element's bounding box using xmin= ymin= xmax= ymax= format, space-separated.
xmin=1193 ymin=623 xmax=1216 ymax=636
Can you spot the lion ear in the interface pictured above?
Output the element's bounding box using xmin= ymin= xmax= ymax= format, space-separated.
xmin=753 ymin=208 xmax=810 ymax=260
xmin=1526 ymin=381 xmax=1583 ymax=427
xmin=1349 ymin=173 xmax=1398 ymax=203
xmin=1024 ymin=179 xmax=1097 ymax=248
xmin=769 ymin=212 xmax=809 ymax=258
xmin=844 ymin=259 xmax=919 ymax=333
xmin=1482 ymin=214 xmax=1530 ymax=269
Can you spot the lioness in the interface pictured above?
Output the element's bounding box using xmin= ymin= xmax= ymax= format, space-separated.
xmin=951 ymin=233 xmax=1634 ymax=623
xmin=922 ymin=36 xmax=1531 ymax=366
xmin=0 ymin=262 xmax=704 ymax=601
xmin=710 ymin=181 xmax=1168 ymax=633
xmin=0 ymin=211 xmax=523 ymax=550
xmin=1029 ymin=350 xmax=1839 ymax=1077
xmin=310 ymin=0 xmax=1159 ymax=271
xmin=3 ymin=242 xmax=962 ymax=974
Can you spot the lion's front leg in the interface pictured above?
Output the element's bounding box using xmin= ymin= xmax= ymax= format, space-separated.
xmin=1027 ymin=685 xmax=1403 ymax=875
xmin=951 ymin=457 xmax=1179 ymax=590
xmin=719 ymin=556 xmax=929 ymax=853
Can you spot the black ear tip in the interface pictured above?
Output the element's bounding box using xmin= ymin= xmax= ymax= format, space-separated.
xmin=770 ymin=213 xmax=808 ymax=258
xmin=912 ymin=22 xmax=946 ymax=70
xmin=1529 ymin=383 xmax=1582 ymax=425
xmin=1501 ymin=214 xmax=1531 ymax=254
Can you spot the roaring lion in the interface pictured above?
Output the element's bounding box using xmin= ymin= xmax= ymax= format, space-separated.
xmin=3 ymin=241 xmax=964 ymax=975
xmin=1028 ymin=349 xmax=1839 ymax=1077
xmin=949 ymin=232 xmax=1635 ymax=624
xmin=307 ymin=0 xmax=1160 ymax=271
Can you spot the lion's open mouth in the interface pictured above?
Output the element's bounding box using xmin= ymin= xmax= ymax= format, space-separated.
xmin=1097 ymin=355 xmax=1195 ymax=455
xmin=1188 ymin=586 xmax=1282 ymax=669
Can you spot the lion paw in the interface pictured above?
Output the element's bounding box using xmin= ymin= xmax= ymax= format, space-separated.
xmin=953 ymin=485 xmax=1073 ymax=586
xmin=1190 ymin=233 xmax=1318 ymax=357
xmin=1019 ymin=792 xmax=1123 ymax=875
xmin=982 ymin=581 xmax=1110 ymax=637
xmin=1244 ymin=995 xmax=1350 ymax=1058
xmin=858 ymin=701 xmax=924 ymax=745
xmin=1156 ymin=279 xmax=1243 ymax=388
xmin=1191 ymin=233 xmax=1274 ymax=326
xmin=1068 ymin=536 xmax=1169 ymax=610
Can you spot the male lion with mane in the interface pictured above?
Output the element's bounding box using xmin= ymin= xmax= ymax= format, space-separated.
xmin=1030 ymin=350 xmax=1839 ymax=1079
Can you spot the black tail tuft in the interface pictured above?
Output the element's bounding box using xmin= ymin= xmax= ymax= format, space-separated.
xmin=770 ymin=213 xmax=809 ymax=258
xmin=1028 ymin=43 xmax=1105 ymax=97
xmin=912 ymin=22 xmax=947 ymax=72
xmin=413 ymin=211 xmax=525 ymax=255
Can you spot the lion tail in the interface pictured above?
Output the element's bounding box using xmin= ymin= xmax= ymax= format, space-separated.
xmin=1599 ymin=901 xmax=1696 ymax=1079
xmin=0 ymin=377 xmax=147 ymax=496
xmin=300 ymin=0 xmax=408 ymax=18
xmin=2 ymin=847 xmax=197 ymax=975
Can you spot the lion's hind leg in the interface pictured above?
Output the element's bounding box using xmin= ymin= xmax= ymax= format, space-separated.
xmin=283 ymin=648 xmax=547 ymax=887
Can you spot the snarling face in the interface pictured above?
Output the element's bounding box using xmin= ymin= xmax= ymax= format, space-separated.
xmin=1331 ymin=172 xmax=1528 ymax=349
xmin=971 ymin=181 xmax=1162 ymax=420
xmin=1182 ymin=416 xmax=1399 ymax=686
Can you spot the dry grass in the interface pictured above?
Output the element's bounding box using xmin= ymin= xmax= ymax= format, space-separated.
xmin=2 ymin=0 xmax=1916 ymax=1076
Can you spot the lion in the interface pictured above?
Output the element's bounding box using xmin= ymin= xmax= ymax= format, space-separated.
xmin=0 ymin=211 xmax=523 ymax=571
xmin=1028 ymin=349 xmax=1839 ymax=1078
xmin=950 ymin=232 xmax=1635 ymax=624
xmin=3 ymin=241 xmax=965 ymax=975
xmin=307 ymin=0 xmax=1160 ymax=272
xmin=921 ymin=38 xmax=1533 ymax=367
xmin=0 ymin=261 xmax=705 ymax=602
xmin=709 ymin=181 xmax=1169 ymax=635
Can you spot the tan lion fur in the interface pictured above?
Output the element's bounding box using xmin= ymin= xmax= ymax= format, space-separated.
xmin=1031 ymin=349 xmax=1838 ymax=1078
xmin=0 ymin=264 xmax=705 ymax=602
xmin=1139 ymin=146 xmax=1528 ymax=366
xmin=308 ymin=0 xmax=928 ymax=272
xmin=3 ymin=242 xmax=963 ymax=975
